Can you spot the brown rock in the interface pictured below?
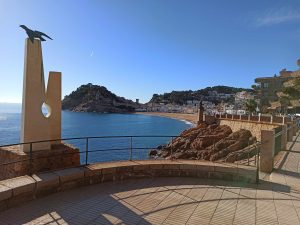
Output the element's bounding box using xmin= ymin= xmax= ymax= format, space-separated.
xmin=159 ymin=124 xmax=256 ymax=163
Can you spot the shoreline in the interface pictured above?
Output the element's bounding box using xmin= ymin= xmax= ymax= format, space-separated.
xmin=135 ymin=112 xmax=198 ymax=126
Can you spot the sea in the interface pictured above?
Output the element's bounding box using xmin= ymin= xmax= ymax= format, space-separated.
xmin=0 ymin=103 xmax=192 ymax=163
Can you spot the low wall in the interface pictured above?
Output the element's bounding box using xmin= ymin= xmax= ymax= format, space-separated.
xmin=0 ymin=143 xmax=80 ymax=181
xmin=219 ymin=119 xmax=279 ymax=141
xmin=0 ymin=160 xmax=256 ymax=212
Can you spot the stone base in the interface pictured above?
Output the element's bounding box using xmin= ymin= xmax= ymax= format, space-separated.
xmin=0 ymin=143 xmax=80 ymax=181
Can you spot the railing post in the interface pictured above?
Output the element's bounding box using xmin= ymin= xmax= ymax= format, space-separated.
xmin=247 ymin=140 xmax=250 ymax=166
xmin=281 ymin=124 xmax=287 ymax=151
xmin=85 ymin=138 xmax=89 ymax=165
xmin=256 ymin=144 xmax=259 ymax=184
xmin=29 ymin=143 xmax=33 ymax=175
xmin=260 ymin=129 xmax=275 ymax=173
xmin=130 ymin=136 xmax=133 ymax=161
xmin=254 ymin=145 xmax=257 ymax=165
xmin=293 ymin=121 xmax=297 ymax=136
xmin=213 ymin=138 xmax=215 ymax=152
xmin=171 ymin=137 xmax=174 ymax=160
xmin=287 ymin=123 xmax=293 ymax=142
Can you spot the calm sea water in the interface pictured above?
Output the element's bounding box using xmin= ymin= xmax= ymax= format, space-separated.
xmin=0 ymin=103 xmax=192 ymax=163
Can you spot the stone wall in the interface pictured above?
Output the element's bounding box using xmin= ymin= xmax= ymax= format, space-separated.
xmin=219 ymin=119 xmax=279 ymax=141
xmin=0 ymin=143 xmax=80 ymax=181
xmin=0 ymin=160 xmax=257 ymax=212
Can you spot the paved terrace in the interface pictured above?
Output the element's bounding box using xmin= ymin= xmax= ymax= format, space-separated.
xmin=1 ymin=134 xmax=300 ymax=224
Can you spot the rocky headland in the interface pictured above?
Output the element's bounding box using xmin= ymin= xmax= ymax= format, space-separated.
xmin=150 ymin=120 xmax=258 ymax=163
xmin=62 ymin=83 xmax=140 ymax=113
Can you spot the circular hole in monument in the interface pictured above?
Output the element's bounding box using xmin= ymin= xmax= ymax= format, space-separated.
xmin=41 ymin=103 xmax=51 ymax=118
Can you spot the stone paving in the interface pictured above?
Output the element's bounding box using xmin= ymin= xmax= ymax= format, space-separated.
xmin=1 ymin=134 xmax=300 ymax=224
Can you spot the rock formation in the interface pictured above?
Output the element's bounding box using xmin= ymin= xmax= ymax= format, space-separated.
xmin=62 ymin=83 xmax=140 ymax=113
xmin=150 ymin=123 xmax=257 ymax=163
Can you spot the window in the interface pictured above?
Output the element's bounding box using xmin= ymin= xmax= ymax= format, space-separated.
xmin=263 ymin=83 xmax=269 ymax=88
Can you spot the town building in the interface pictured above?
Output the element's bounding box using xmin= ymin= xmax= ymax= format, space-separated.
xmin=253 ymin=69 xmax=294 ymax=112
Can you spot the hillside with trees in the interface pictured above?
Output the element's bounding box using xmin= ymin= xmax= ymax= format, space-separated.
xmin=62 ymin=83 xmax=140 ymax=113
xmin=149 ymin=86 xmax=252 ymax=105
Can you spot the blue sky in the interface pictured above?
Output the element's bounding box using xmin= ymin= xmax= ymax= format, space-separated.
xmin=0 ymin=0 xmax=300 ymax=103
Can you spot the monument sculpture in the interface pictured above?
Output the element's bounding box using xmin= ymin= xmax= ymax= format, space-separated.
xmin=0 ymin=26 xmax=80 ymax=180
xmin=20 ymin=25 xmax=61 ymax=151
xmin=20 ymin=25 xmax=53 ymax=43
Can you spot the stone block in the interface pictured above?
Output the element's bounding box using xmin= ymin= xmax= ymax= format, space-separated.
xmin=133 ymin=165 xmax=149 ymax=171
xmin=148 ymin=164 xmax=163 ymax=170
xmin=209 ymin=172 xmax=234 ymax=181
xmin=60 ymin=179 xmax=86 ymax=191
xmin=117 ymin=166 xmax=133 ymax=173
xmin=163 ymin=163 xmax=180 ymax=170
xmin=0 ymin=184 xmax=12 ymax=201
xmin=214 ymin=163 xmax=238 ymax=173
xmin=101 ymin=174 xmax=114 ymax=182
xmin=54 ymin=167 xmax=84 ymax=183
xmin=195 ymin=163 xmax=214 ymax=172
xmin=101 ymin=167 xmax=116 ymax=175
xmin=179 ymin=164 xmax=196 ymax=170
xmin=196 ymin=170 xmax=209 ymax=178
xmin=0 ymin=176 xmax=35 ymax=196
xmin=32 ymin=172 xmax=59 ymax=191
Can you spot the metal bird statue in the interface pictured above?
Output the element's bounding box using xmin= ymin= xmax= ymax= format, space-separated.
xmin=20 ymin=25 xmax=53 ymax=43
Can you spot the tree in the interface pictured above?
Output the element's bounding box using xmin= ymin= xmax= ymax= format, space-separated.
xmin=245 ymin=99 xmax=257 ymax=114
xmin=279 ymin=96 xmax=291 ymax=114
xmin=283 ymin=78 xmax=300 ymax=99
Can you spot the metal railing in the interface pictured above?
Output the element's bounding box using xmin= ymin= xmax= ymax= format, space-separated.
xmin=0 ymin=135 xmax=260 ymax=179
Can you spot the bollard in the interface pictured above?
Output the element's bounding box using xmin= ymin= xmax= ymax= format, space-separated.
xmin=281 ymin=124 xmax=287 ymax=151
xmin=260 ymin=129 xmax=275 ymax=173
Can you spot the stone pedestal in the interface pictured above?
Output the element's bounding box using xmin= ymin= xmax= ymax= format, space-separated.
xmin=0 ymin=143 xmax=80 ymax=181
xmin=260 ymin=130 xmax=275 ymax=173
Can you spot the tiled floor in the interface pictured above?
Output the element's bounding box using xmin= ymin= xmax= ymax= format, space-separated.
xmin=1 ymin=133 xmax=300 ymax=224
xmin=0 ymin=177 xmax=299 ymax=225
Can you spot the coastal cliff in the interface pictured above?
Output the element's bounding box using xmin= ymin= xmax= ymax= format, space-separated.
xmin=62 ymin=83 xmax=140 ymax=113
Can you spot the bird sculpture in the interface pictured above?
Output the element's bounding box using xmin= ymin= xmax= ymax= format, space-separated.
xmin=20 ymin=25 xmax=53 ymax=43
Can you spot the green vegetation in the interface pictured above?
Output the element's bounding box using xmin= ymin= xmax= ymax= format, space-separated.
xmin=245 ymin=99 xmax=257 ymax=114
xmin=283 ymin=78 xmax=300 ymax=99
xmin=149 ymin=86 xmax=252 ymax=105
xmin=62 ymin=83 xmax=138 ymax=113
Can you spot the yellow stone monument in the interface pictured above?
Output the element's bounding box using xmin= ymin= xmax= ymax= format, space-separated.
xmin=21 ymin=38 xmax=61 ymax=152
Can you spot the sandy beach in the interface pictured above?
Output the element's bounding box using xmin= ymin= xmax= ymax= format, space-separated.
xmin=135 ymin=112 xmax=198 ymax=125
